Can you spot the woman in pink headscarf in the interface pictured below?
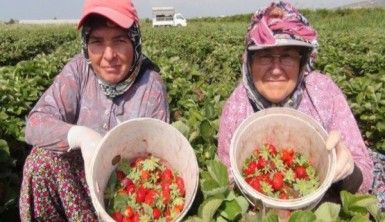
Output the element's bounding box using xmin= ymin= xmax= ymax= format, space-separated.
xmin=217 ymin=1 xmax=373 ymax=204
xmin=19 ymin=0 xmax=169 ymax=221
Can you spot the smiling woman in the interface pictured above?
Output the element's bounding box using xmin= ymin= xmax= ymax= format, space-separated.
xmin=249 ymin=47 xmax=302 ymax=104
xmin=18 ymin=0 xmax=169 ymax=221
xmin=217 ymin=1 xmax=373 ymax=209
xmin=87 ymin=23 xmax=135 ymax=84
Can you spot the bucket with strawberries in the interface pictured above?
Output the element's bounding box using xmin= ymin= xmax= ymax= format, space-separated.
xmin=230 ymin=107 xmax=336 ymax=210
xmin=87 ymin=118 xmax=199 ymax=221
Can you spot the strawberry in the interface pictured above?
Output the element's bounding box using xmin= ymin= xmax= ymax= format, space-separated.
xmin=271 ymin=172 xmax=284 ymax=191
xmin=130 ymin=157 xmax=143 ymax=167
xmin=244 ymin=160 xmax=258 ymax=175
xmin=266 ymin=143 xmax=277 ymax=156
xmin=132 ymin=213 xmax=140 ymax=222
xmin=122 ymin=216 xmax=131 ymax=222
xmin=295 ymin=166 xmax=308 ymax=179
xmin=144 ymin=189 xmax=156 ymax=206
xmin=136 ymin=187 xmax=147 ymax=203
xmin=256 ymin=158 xmax=266 ymax=169
xmin=174 ymin=204 xmax=184 ymax=213
xmin=116 ymin=170 xmax=126 ymax=181
xmin=175 ymin=176 xmax=185 ymax=196
xmin=124 ymin=206 xmax=134 ymax=218
xmin=248 ymin=177 xmax=262 ymax=193
xmin=162 ymin=168 xmax=174 ymax=183
xmin=162 ymin=189 xmax=171 ymax=204
xmin=279 ymin=191 xmax=289 ymax=199
xmin=112 ymin=211 xmax=124 ymax=222
xmin=281 ymin=148 xmax=294 ymax=165
xmin=140 ymin=170 xmax=150 ymax=180
xmin=153 ymin=207 xmax=161 ymax=219
xmin=121 ymin=178 xmax=134 ymax=189
xmin=123 ymin=184 xmax=135 ymax=194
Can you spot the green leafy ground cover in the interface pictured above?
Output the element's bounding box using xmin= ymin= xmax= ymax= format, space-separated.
xmin=0 ymin=8 xmax=384 ymax=220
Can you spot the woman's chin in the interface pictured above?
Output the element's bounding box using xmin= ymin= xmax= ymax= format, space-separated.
xmin=263 ymin=92 xmax=289 ymax=104
xmin=98 ymin=74 xmax=126 ymax=85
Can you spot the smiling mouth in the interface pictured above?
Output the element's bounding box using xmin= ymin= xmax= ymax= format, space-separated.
xmin=103 ymin=65 xmax=120 ymax=72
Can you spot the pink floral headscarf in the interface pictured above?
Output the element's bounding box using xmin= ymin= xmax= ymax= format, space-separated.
xmin=246 ymin=1 xmax=317 ymax=53
xmin=243 ymin=1 xmax=318 ymax=111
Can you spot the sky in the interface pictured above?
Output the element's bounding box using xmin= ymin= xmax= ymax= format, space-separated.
xmin=0 ymin=0 xmax=360 ymax=22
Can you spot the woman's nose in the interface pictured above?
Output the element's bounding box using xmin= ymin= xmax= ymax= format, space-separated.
xmin=103 ymin=45 xmax=117 ymax=61
xmin=270 ymin=58 xmax=284 ymax=74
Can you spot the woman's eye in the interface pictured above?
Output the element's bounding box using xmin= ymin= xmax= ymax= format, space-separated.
xmin=261 ymin=55 xmax=273 ymax=59
xmin=88 ymin=39 xmax=102 ymax=45
xmin=116 ymin=37 xmax=130 ymax=43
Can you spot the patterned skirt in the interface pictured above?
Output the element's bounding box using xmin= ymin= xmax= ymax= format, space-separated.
xmin=370 ymin=150 xmax=385 ymax=212
xmin=19 ymin=147 xmax=98 ymax=222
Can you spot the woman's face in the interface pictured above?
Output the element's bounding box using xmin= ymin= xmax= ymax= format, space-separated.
xmin=87 ymin=25 xmax=134 ymax=84
xmin=250 ymin=47 xmax=302 ymax=104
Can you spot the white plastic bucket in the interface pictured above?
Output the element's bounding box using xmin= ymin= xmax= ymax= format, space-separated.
xmin=87 ymin=118 xmax=199 ymax=221
xmin=230 ymin=107 xmax=336 ymax=210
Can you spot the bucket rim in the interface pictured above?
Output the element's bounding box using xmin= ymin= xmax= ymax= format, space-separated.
xmin=88 ymin=117 xmax=200 ymax=221
xmin=229 ymin=107 xmax=337 ymax=209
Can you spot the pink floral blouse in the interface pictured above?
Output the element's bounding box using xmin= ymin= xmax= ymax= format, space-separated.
xmin=25 ymin=54 xmax=169 ymax=153
xmin=218 ymin=71 xmax=373 ymax=193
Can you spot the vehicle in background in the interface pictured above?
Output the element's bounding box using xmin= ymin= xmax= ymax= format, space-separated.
xmin=152 ymin=7 xmax=187 ymax=27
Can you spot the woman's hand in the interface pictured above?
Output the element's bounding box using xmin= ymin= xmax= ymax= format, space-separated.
xmin=67 ymin=125 xmax=102 ymax=167
xmin=326 ymin=131 xmax=355 ymax=183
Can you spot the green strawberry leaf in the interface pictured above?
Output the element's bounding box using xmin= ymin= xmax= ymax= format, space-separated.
xmin=172 ymin=120 xmax=190 ymax=139
xmin=200 ymin=178 xmax=228 ymax=197
xmin=314 ymin=202 xmax=341 ymax=221
xmin=220 ymin=199 xmax=242 ymax=221
xmin=200 ymin=119 xmax=215 ymax=142
xmin=206 ymin=159 xmax=229 ymax=187
xmin=116 ymin=158 xmax=131 ymax=175
xmin=104 ymin=172 xmax=118 ymax=200
xmin=216 ymin=216 xmax=229 ymax=222
xmin=235 ymin=195 xmax=250 ymax=214
xmin=198 ymin=196 xmax=224 ymax=221
xmin=142 ymin=155 xmax=160 ymax=171
xmin=288 ymin=210 xmax=316 ymax=222
xmin=340 ymin=190 xmax=378 ymax=217
xmin=184 ymin=216 xmax=203 ymax=222
xmin=367 ymin=204 xmax=385 ymax=222
xmin=263 ymin=211 xmax=280 ymax=222
xmin=350 ymin=214 xmax=371 ymax=222
xmin=293 ymin=179 xmax=318 ymax=196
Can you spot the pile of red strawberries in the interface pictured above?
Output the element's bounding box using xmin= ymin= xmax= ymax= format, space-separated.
xmin=242 ymin=143 xmax=319 ymax=199
xmin=105 ymin=154 xmax=186 ymax=222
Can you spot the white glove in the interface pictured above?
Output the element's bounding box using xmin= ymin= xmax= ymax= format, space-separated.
xmin=326 ymin=130 xmax=355 ymax=183
xmin=67 ymin=125 xmax=102 ymax=170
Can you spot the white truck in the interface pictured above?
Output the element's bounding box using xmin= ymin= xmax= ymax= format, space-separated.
xmin=152 ymin=7 xmax=187 ymax=27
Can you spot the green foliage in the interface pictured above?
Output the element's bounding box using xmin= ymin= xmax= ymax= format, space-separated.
xmin=1 ymin=8 xmax=385 ymax=219
xmin=0 ymin=24 xmax=78 ymax=66
xmin=185 ymin=159 xmax=249 ymax=222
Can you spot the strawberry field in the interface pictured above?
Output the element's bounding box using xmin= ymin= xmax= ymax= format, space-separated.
xmin=1 ymin=8 xmax=385 ymax=220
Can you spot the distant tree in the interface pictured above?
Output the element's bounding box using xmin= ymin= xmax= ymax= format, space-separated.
xmin=6 ymin=19 xmax=18 ymax=25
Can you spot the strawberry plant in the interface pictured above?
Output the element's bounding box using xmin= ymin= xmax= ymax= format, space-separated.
xmin=104 ymin=154 xmax=186 ymax=221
